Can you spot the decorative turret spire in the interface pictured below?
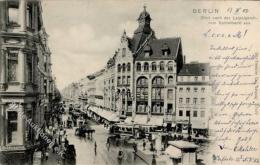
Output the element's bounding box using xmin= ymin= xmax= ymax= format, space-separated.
xmin=131 ymin=6 xmax=155 ymax=52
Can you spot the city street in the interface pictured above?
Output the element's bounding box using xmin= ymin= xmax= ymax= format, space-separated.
xmin=43 ymin=114 xmax=146 ymax=165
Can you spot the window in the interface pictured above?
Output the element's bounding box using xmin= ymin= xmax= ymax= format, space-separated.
xmin=202 ymin=76 xmax=205 ymax=81
xmin=8 ymin=4 xmax=19 ymax=25
xmin=137 ymin=77 xmax=148 ymax=86
xmin=145 ymin=52 xmax=150 ymax=58
xmin=136 ymin=77 xmax=148 ymax=100
xmin=194 ymin=76 xmax=198 ymax=81
xmin=136 ymin=63 xmax=141 ymax=71
xmin=160 ymin=61 xmax=164 ymax=71
xmin=152 ymin=88 xmax=164 ymax=100
xmin=201 ymin=87 xmax=205 ymax=93
xmin=27 ymin=54 xmax=33 ymax=83
xmin=168 ymin=76 xmax=174 ymax=84
xmin=152 ymin=62 xmax=157 ymax=71
xmin=136 ymin=87 xmax=148 ymax=100
xmin=186 ymin=111 xmax=190 ymax=117
xmin=122 ymin=76 xmax=126 ymax=84
xmin=201 ymin=111 xmax=205 ymax=117
xmin=8 ymin=50 xmax=18 ymax=82
xmin=186 ymin=87 xmax=190 ymax=92
xmin=167 ymin=61 xmax=173 ymax=71
xmin=179 ymin=110 xmax=183 ymax=116
xmin=117 ymin=77 xmax=121 ymax=85
xmin=127 ymin=76 xmax=130 ymax=85
xmin=193 ymin=111 xmax=198 ymax=117
xmin=179 ymin=88 xmax=183 ymax=92
xmin=152 ymin=77 xmax=164 ymax=86
xmin=186 ymin=98 xmax=190 ymax=104
xmin=163 ymin=51 xmax=168 ymax=56
xmin=201 ymin=98 xmax=205 ymax=104
xmin=26 ymin=4 xmax=33 ymax=29
xmin=193 ymin=98 xmax=197 ymax=104
xmin=194 ymin=88 xmax=198 ymax=92
xmin=7 ymin=111 xmax=18 ymax=144
xmin=122 ymin=48 xmax=126 ymax=57
xmin=117 ymin=64 xmax=121 ymax=72
xmin=179 ymin=98 xmax=183 ymax=104
xmin=122 ymin=63 xmax=126 ymax=72
xmin=127 ymin=63 xmax=131 ymax=71
xmin=144 ymin=62 xmax=149 ymax=71
xmin=167 ymin=89 xmax=173 ymax=99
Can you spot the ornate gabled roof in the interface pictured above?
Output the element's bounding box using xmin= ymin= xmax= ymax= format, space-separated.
xmin=178 ymin=63 xmax=210 ymax=76
xmin=135 ymin=37 xmax=181 ymax=60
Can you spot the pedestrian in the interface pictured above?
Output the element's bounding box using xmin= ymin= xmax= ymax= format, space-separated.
xmin=143 ymin=139 xmax=146 ymax=151
xmin=106 ymin=137 xmax=110 ymax=151
xmin=53 ymin=139 xmax=58 ymax=153
xmin=45 ymin=151 xmax=49 ymax=160
xmin=117 ymin=147 xmax=124 ymax=165
xmin=94 ymin=141 xmax=97 ymax=156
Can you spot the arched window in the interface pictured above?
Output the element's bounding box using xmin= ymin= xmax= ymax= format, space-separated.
xmin=160 ymin=61 xmax=164 ymax=71
xmin=136 ymin=63 xmax=141 ymax=72
xmin=152 ymin=62 xmax=157 ymax=71
xmin=127 ymin=63 xmax=131 ymax=72
xmin=168 ymin=76 xmax=174 ymax=84
xmin=144 ymin=62 xmax=149 ymax=71
xmin=122 ymin=63 xmax=126 ymax=72
xmin=167 ymin=61 xmax=173 ymax=71
xmin=152 ymin=76 xmax=164 ymax=86
xmin=117 ymin=64 xmax=121 ymax=72
xmin=137 ymin=77 xmax=148 ymax=86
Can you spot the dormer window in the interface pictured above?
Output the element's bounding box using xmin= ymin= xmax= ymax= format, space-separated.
xmin=161 ymin=43 xmax=170 ymax=56
xmin=144 ymin=45 xmax=151 ymax=58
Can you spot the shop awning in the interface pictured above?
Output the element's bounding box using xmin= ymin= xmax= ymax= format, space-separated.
xmin=125 ymin=115 xmax=164 ymax=126
xmin=88 ymin=106 xmax=119 ymax=122
xmin=165 ymin=146 xmax=182 ymax=159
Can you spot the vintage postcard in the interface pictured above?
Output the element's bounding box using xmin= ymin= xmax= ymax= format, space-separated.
xmin=0 ymin=0 xmax=259 ymax=165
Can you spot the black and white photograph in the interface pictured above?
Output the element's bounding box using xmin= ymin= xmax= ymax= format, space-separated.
xmin=0 ymin=0 xmax=259 ymax=165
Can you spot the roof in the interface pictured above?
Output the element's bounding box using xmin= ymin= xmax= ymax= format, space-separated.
xmin=135 ymin=37 xmax=181 ymax=60
xmin=178 ymin=63 xmax=210 ymax=76
xmin=168 ymin=141 xmax=199 ymax=149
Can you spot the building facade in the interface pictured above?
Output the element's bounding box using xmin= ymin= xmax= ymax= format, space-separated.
xmin=0 ymin=0 xmax=55 ymax=164
xmin=176 ymin=62 xmax=211 ymax=134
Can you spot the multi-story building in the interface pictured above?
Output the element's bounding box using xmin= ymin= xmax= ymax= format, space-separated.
xmin=112 ymin=7 xmax=184 ymax=127
xmin=0 ymin=0 xmax=54 ymax=164
xmin=86 ymin=69 xmax=105 ymax=107
xmin=103 ymin=55 xmax=116 ymax=111
xmin=114 ymin=31 xmax=135 ymax=119
xmin=176 ymin=62 xmax=211 ymax=134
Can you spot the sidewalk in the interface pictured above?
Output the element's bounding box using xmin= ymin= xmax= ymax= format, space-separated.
xmin=42 ymin=149 xmax=64 ymax=165
xmin=135 ymin=141 xmax=171 ymax=165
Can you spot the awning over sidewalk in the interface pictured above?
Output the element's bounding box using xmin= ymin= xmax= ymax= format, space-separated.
xmin=165 ymin=146 xmax=182 ymax=159
xmin=87 ymin=106 xmax=119 ymax=122
xmin=125 ymin=115 xmax=164 ymax=126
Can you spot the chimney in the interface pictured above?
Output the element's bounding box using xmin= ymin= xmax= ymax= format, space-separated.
xmin=183 ymin=55 xmax=186 ymax=64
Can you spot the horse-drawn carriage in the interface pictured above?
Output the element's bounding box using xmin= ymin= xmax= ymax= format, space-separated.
xmin=75 ymin=124 xmax=95 ymax=137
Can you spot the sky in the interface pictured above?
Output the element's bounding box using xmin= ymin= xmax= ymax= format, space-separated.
xmin=41 ymin=0 xmax=212 ymax=90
